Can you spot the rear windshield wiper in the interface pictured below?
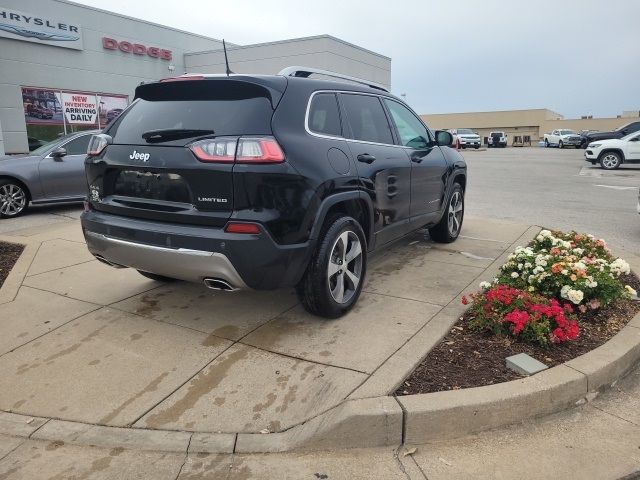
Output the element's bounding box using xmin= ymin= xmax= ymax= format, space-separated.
xmin=142 ymin=129 xmax=215 ymax=143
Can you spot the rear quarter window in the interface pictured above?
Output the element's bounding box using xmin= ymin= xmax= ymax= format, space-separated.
xmin=308 ymin=93 xmax=342 ymax=137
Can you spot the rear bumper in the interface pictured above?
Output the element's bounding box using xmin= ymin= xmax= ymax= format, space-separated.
xmin=80 ymin=210 xmax=311 ymax=290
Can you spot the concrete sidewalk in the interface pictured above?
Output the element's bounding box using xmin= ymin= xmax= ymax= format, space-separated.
xmin=0 ymin=215 xmax=533 ymax=440
xmin=0 ymin=366 xmax=638 ymax=479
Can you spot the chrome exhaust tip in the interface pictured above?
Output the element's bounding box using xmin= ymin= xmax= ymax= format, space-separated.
xmin=203 ymin=278 xmax=237 ymax=292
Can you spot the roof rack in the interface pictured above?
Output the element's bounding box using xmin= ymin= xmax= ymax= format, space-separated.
xmin=277 ymin=66 xmax=388 ymax=92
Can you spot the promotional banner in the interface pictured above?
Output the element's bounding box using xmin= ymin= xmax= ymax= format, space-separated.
xmin=0 ymin=7 xmax=83 ymax=50
xmin=55 ymin=92 xmax=98 ymax=124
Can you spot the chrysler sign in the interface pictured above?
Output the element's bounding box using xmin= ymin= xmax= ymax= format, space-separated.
xmin=0 ymin=7 xmax=83 ymax=50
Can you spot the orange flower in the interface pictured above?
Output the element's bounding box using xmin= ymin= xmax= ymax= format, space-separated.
xmin=570 ymin=274 xmax=577 ymax=281
xmin=551 ymin=263 xmax=563 ymax=274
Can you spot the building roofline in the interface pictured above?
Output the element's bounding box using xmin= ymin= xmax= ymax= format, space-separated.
xmin=420 ymin=108 xmax=561 ymax=116
xmin=186 ymin=34 xmax=391 ymax=60
xmin=51 ymin=0 xmax=230 ymax=44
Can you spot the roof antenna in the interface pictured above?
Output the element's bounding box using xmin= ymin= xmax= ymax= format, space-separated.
xmin=223 ymin=39 xmax=234 ymax=76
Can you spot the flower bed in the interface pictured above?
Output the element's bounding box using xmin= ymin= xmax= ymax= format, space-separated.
xmin=397 ymin=230 xmax=640 ymax=395
xmin=0 ymin=241 xmax=24 ymax=290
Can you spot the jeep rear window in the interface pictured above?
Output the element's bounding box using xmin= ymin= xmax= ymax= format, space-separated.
xmin=106 ymin=80 xmax=274 ymax=145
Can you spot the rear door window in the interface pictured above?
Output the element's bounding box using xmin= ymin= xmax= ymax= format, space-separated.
xmin=308 ymin=93 xmax=342 ymax=137
xmin=340 ymin=93 xmax=393 ymax=145
xmin=107 ymin=81 xmax=274 ymax=145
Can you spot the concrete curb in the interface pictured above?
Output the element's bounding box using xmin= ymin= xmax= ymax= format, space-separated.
xmin=397 ymin=312 xmax=640 ymax=445
xmin=0 ymin=236 xmax=38 ymax=305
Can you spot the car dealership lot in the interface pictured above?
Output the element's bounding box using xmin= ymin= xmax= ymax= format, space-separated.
xmin=464 ymin=146 xmax=640 ymax=253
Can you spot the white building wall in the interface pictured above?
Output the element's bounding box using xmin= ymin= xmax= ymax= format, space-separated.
xmin=185 ymin=35 xmax=391 ymax=89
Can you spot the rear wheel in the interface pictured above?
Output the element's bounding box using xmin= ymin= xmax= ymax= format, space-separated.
xmin=429 ymin=184 xmax=464 ymax=243
xmin=297 ymin=215 xmax=366 ymax=318
xmin=599 ymin=151 xmax=622 ymax=170
xmin=137 ymin=271 xmax=176 ymax=282
xmin=0 ymin=180 xmax=29 ymax=219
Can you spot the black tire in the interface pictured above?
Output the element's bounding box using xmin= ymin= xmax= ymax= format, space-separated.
xmin=0 ymin=179 xmax=29 ymax=219
xmin=137 ymin=270 xmax=176 ymax=282
xmin=297 ymin=215 xmax=366 ymax=318
xmin=544 ymin=139 xmax=549 ymax=147
xmin=558 ymin=140 xmax=564 ymax=149
xmin=429 ymin=183 xmax=464 ymax=243
xmin=599 ymin=151 xmax=622 ymax=170
xmin=474 ymin=145 xmax=480 ymax=149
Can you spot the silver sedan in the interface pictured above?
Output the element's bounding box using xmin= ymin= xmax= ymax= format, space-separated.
xmin=0 ymin=130 xmax=97 ymax=218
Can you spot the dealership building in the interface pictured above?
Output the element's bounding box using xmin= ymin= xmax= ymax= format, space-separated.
xmin=0 ymin=0 xmax=391 ymax=155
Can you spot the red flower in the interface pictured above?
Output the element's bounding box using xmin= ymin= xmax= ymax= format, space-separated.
xmin=461 ymin=296 xmax=469 ymax=305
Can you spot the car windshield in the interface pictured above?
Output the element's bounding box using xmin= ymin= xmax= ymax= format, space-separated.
xmin=622 ymin=131 xmax=640 ymax=141
xmin=615 ymin=123 xmax=631 ymax=132
xmin=559 ymin=130 xmax=576 ymax=135
xmin=458 ymin=129 xmax=474 ymax=134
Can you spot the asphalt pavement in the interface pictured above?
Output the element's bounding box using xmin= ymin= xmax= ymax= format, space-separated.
xmin=464 ymin=146 xmax=640 ymax=252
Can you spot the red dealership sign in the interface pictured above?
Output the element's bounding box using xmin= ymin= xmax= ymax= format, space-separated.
xmin=102 ymin=37 xmax=172 ymax=61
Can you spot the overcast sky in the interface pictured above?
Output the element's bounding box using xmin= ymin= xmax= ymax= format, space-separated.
xmin=77 ymin=0 xmax=639 ymax=118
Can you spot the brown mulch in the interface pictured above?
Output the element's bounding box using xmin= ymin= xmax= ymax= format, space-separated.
xmin=0 ymin=241 xmax=24 ymax=289
xmin=397 ymin=272 xmax=640 ymax=395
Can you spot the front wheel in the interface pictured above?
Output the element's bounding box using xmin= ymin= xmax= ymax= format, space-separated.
xmin=0 ymin=180 xmax=29 ymax=218
xmin=599 ymin=151 xmax=622 ymax=170
xmin=558 ymin=140 xmax=564 ymax=149
xmin=544 ymin=139 xmax=549 ymax=147
xmin=429 ymin=184 xmax=464 ymax=243
xmin=297 ymin=215 xmax=366 ymax=318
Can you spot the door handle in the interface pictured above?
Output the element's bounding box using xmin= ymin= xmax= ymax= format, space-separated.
xmin=357 ymin=153 xmax=376 ymax=164
xmin=411 ymin=157 xmax=423 ymax=163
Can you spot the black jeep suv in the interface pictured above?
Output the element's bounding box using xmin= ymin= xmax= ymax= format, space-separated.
xmin=81 ymin=68 xmax=467 ymax=318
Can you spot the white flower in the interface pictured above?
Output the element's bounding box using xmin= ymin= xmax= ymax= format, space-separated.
xmin=625 ymin=285 xmax=637 ymax=297
xmin=511 ymin=272 xmax=519 ymax=279
xmin=479 ymin=281 xmax=491 ymax=289
xmin=539 ymin=229 xmax=552 ymax=238
xmin=567 ymin=289 xmax=584 ymax=304
xmin=561 ymin=285 xmax=571 ymax=298
xmin=561 ymin=269 xmax=568 ymax=275
xmin=586 ymin=280 xmax=598 ymax=288
xmin=610 ymin=258 xmax=630 ymax=276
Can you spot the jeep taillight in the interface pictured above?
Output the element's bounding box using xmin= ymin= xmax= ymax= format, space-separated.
xmin=236 ymin=138 xmax=284 ymax=163
xmin=87 ymin=134 xmax=112 ymax=156
xmin=189 ymin=137 xmax=285 ymax=164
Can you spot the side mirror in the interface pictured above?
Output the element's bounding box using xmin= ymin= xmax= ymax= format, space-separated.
xmin=435 ymin=130 xmax=454 ymax=147
xmin=51 ymin=147 xmax=67 ymax=160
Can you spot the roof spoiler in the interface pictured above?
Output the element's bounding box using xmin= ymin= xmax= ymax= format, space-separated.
xmin=278 ymin=66 xmax=388 ymax=92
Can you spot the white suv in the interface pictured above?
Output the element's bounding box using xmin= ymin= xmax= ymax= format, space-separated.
xmin=585 ymin=131 xmax=640 ymax=170
xmin=449 ymin=129 xmax=481 ymax=149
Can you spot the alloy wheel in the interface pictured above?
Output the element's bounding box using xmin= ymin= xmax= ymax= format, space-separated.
xmin=0 ymin=184 xmax=27 ymax=217
xmin=601 ymin=153 xmax=620 ymax=169
xmin=327 ymin=230 xmax=363 ymax=304
xmin=447 ymin=191 xmax=463 ymax=236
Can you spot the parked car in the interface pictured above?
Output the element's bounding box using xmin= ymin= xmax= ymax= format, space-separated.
xmin=579 ymin=130 xmax=601 ymax=148
xmin=449 ymin=129 xmax=480 ymax=149
xmin=0 ymin=130 xmax=97 ymax=218
xmin=581 ymin=121 xmax=640 ymax=146
xmin=584 ymin=130 xmax=640 ymax=170
xmin=543 ymin=129 xmax=582 ymax=148
xmin=81 ymin=68 xmax=467 ymax=318
xmin=26 ymin=104 xmax=54 ymax=119
xmin=488 ymin=131 xmax=507 ymax=148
